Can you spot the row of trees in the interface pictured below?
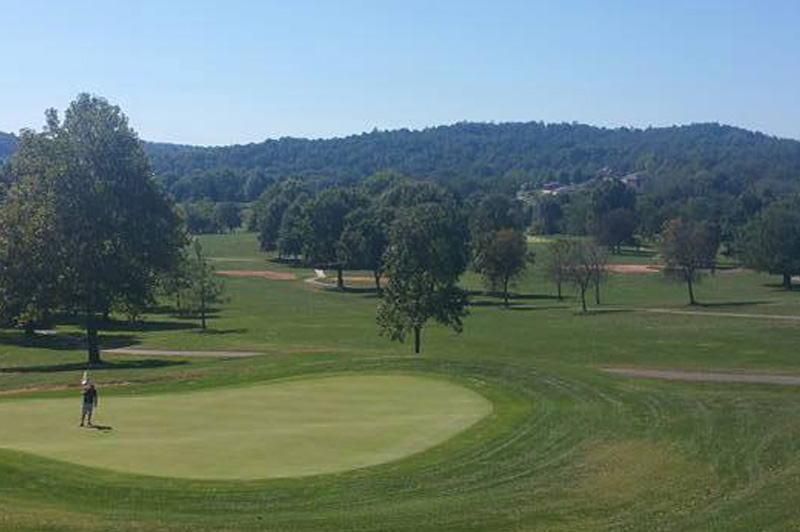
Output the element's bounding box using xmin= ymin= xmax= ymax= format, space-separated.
xmin=251 ymin=174 xmax=536 ymax=352
xmin=140 ymin=122 xmax=800 ymax=205
xmin=0 ymin=95 xmax=222 ymax=365
xmin=180 ymin=201 xmax=242 ymax=234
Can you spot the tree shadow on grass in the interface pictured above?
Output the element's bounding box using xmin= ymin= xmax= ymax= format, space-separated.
xmin=573 ymin=308 xmax=635 ymax=316
xmin=465 ymin=290 xmax=563 ymax=301
xmin=195 ymin=328 xmax=248 ymax=335
xmin=507 ymin=304 xmax=571 ymax=312
xmin=1 ymin=358 xmax=187 ymax=373
xmin=268 ymin=257 xmax=304 ymax=268
xmin=0 ymin=331 xmax=139 ymax=351
xmin=54 ymin=316 xmax=201 ymax=333
xmin=762 ymin=283 xmax=800 ymax=292
xmin=695 ymin=300 xmax=774 ymax=309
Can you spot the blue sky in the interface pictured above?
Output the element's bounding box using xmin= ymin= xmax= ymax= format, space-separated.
xmin=1 ymin=0 xmax=798 ymax=145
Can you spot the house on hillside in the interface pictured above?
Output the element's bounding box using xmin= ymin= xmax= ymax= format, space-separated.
xmin=619 ymin=171 xmax=650 ymax=191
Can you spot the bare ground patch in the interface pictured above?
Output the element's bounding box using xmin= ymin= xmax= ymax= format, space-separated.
xmin=604 ymin=367 xmax=800 ymax=386
xmin=216 ymin=270 xmax=296 ymax=280
xmin=643 ymin=308 xmax=800 ymax=321
xmin=608 ymin=264 xmax=660 ymax=273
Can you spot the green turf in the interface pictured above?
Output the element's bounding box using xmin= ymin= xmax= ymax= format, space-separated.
xmin=2 ymin=232 xmax=800 ymax=531
xmin=0 ymin=375 xmax=490 ymax=479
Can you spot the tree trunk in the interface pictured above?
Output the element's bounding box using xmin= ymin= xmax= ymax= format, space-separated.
xmin=86 ymin=316 xmax=101 ymax=366
xmin=374 ymin=271 xmax=382 ymax=295
xmin=413 ymin=326 xmax=421 ymax=354
xmin=687 ymin=272 xmax=696 ymax=306
xmin=783 ymin=273 xmax=793 ymax=290
xmin=556 ymin=280 xmax=562 ymax=301
xmin=594 ymin=278 xmax=601 ymax=305
xmin=503 ymin=277 xmax=510 ymax=308
xmin=337 ymin=266 xmax=344 ymax=289
xmin=24 ymin=320 xmax=36 ymax=340
xmin=200 ymin=291 xmax=207 ymax=330
xmin=580 ymin=285 xmax=587 ymax=312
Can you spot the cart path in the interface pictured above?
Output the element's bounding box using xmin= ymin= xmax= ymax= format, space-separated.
xmin=643 ymin=308 xmax=800 ymax=321
xmin=605 ymin=367 xmax=800 ymax=386
xmin=105 ymin=348 xmax=260 ymax=358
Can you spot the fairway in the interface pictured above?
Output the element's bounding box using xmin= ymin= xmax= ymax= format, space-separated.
xmin=0 ymin=375 xmax=491 ymax=479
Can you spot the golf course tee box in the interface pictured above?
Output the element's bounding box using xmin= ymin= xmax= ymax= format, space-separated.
xmin=0 ymin=375 xmax=492 ymax=480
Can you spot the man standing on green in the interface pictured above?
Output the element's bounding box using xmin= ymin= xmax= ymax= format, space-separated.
xmin=80 ymin=383 xmax=98 ymax=427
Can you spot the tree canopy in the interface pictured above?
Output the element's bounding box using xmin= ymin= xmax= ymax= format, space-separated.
xmin=0 ymin=94 xmax=185 ymax=364
xmin=737 ymin=196 xmax=800 ymax=289
xmin=377 ymin=202 xmax=469 ymax=354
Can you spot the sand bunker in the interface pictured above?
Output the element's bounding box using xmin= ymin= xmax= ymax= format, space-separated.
xmin=216 ymin=270 xmax=296 ymax=280
xmin=608 ymin=264 xmax=660 ymax=273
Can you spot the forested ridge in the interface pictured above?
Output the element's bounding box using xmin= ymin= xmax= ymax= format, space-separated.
xmin=0 ymin=132 xmax=16 ymax=161
xmin=2 ymin=122 xmax=800 ymax=202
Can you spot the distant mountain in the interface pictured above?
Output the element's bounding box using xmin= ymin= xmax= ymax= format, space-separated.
xmin=143 ymin=122 xmax=800 ymax=202
xmin=3 ymin=122 xmax=800 ymax=203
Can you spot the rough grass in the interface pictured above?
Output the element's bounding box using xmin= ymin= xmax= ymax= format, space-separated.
xmin=1 ymin=232 xmax=800 ymax=531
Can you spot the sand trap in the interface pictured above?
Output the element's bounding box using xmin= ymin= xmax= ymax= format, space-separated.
xmin=608 ymin=264 xmax=660 ymax=273
xmin=605 ymin=367 xmax=800 ymax=386
xmin=216 ymin=270 xmax=296 ymax=280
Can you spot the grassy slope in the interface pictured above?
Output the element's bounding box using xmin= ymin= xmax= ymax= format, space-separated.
xmin=1 ymin=232 xmax=800 ymax=531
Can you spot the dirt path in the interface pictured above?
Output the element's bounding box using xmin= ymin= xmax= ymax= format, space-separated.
xmin=643 ymin=308 xmax=800 ymax=322
xmin=216 ymin=270 xmax=296 ymax=280
xmin=105 ymin=348 xmax=259 ymax=358
xmin=608 ymin=264 xmax=659 ymax=273
xmin=604 ymin=367 xmax=800 ymax=386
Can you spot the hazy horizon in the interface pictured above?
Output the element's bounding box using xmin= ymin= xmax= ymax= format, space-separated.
xmin=2 ymin=0 xmax=798 ymax=144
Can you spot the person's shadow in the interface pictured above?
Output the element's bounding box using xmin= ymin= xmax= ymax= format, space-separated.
xmin=87 ymin=425 xmax=113 ymax=432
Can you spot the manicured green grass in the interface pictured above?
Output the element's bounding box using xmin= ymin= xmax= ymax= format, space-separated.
xmin=1 ymin=232 xmax=800 ymax=531
xmin=0 ymin=375 xmax=490 ymax=479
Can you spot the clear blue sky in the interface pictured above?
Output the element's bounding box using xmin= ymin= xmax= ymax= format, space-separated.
xmin=1 ymin=0 xmax=798 ymax=145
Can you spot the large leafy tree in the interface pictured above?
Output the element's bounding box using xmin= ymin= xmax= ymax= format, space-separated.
xmin=0 ymin=94 xmax=185 ymax=364
xmin=591 ymin=207 xmax=637 ymax=253
xmin=0 ymin=136 xmax=63 ymax=335
xmin=337 ymin=204 xmax=390 ymax=293
xmin=469 ymin=194 xmax=530 ymax=306
xmin=658 ymin=218 xmax=719 ymax=305
xmin=478 ymin=228 xmax=529 ymax=307
xmin=276 ymin=196 xmax=310 ymax=260
xmin=252 ymin=178 xmax=310 ymax=250
xmin=213 ymin=202 xmax=242 ymax=233
xmin=469 ymin=193 xmax=529 ymax=237
xmin=737 ymin=197 xmax=800 ymax=289
xmin=303 ymin=187 xmax=368 ymax=288
xmin=587 ymin=179 xmax=637 ymax=253
xmin=377 ymin=202 xmax=469 ymax=354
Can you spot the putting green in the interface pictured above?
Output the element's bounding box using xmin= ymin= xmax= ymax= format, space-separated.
xmin=0 ymin=375 xmax=491 ymax=480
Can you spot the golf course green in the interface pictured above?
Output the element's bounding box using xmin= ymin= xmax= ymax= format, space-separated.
xmin=0 ymin=375 xmax=491 ymax=479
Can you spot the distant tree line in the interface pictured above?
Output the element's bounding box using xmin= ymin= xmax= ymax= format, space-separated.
xmin=179 ymin=201 xmax=243 ymax=234
xmin=132 ymin=122 xmax=800 ymax=204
